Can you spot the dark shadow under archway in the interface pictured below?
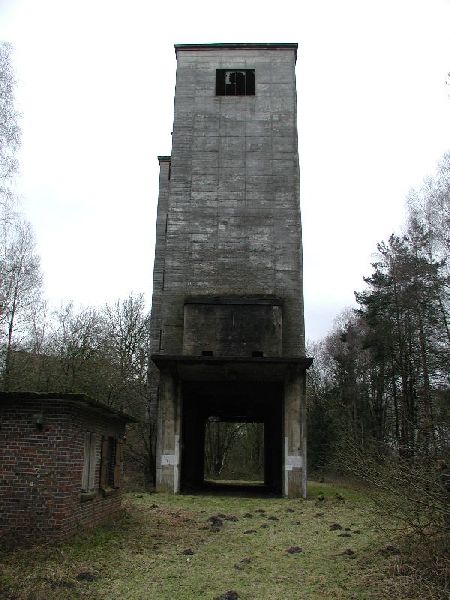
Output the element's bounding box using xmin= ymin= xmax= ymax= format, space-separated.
xmin=180 ymin=381 xmax=283 ymax=495
xmin=201 ymin=480 xmax=279 ymax=498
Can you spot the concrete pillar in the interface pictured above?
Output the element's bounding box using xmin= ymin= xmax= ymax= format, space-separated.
xmin=283 ymin=368 xmax=307 ymax=498
xmin=155 ymin=370 xmax=181 ymax=493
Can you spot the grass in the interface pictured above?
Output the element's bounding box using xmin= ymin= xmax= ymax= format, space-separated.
xmin=0 ymin=481 xmax=445 ymax=599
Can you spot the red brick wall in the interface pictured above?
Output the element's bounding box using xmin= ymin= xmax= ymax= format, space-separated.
xmin=0 ymin=398 xmax=127 ymax=548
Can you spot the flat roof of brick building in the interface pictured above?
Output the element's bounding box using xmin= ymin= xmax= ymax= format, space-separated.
xmin=0 ymin=391 xmax=137 ymax=422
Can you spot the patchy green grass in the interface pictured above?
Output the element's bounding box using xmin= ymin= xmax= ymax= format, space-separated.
xmin=0 ymin=481 xmax=444 ymax=599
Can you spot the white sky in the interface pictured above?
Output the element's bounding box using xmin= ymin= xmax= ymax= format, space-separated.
xmin=1 ymin=0 xmax=449 ymax=341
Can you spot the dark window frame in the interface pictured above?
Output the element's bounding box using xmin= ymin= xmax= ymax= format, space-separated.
xmin=216 ymin=69 xmax=255 ymax=96
xmin=100 ymin=435 xmax=122 ymax=490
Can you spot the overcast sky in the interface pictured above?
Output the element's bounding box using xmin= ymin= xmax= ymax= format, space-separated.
xmin=1 ymin=0 xmax=449 ymax=341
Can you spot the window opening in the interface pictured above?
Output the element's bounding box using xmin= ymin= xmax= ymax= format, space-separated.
xmin=252 ymin=351 xmax=264 ymax=357
xmin=202 ymin=350 xmax=213 ymax=356
xmin=216 ymin=69 xmax=255 ymax=96
xmin=106 ymin=437 xmax=117 ymax=487
xmin=81 ymin=432 xmax=97 ymax=491
xmin=100 ymin=436 xmax=122 ymax=490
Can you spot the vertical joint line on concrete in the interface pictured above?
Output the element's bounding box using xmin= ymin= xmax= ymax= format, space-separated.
xmin=284 ymin=436 xmax=289 ymax=497
xmin=174 ymin=434 xmax=180 ymax=493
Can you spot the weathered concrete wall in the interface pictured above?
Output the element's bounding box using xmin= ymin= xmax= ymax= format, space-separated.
xmin=150 ymin=45 xmax=309 ymax=497
xmin=148 ymin=157 xmax=171 ymax=424
xmin=152 ymin=46 xmax=305 ymax=357
xmin=183 ymin=301 xmax=282 ymax=357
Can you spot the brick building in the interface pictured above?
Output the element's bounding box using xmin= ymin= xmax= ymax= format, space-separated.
xmin=0 ymin=392 xmax=135 ymax=548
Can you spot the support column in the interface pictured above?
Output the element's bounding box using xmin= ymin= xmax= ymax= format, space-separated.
xmin=155 ymin=369 xmax=181 ymax=493
xmin=283 ymin=368 xmax=307 ymax=498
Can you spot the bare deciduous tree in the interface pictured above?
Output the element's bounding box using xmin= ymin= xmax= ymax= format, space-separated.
xmin=0 ymin=42 xmax=21 ymax=215
xmin=0 ymin=214 xmax=44 ymax=389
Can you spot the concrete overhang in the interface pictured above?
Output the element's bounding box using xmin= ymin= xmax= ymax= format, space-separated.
xmin=174 ymin=43 xmax=298 ymax=62
xmin=151 ymin=355 xmax=313 ymax=382
xmin=184 ymin=295 xmax=283 ymax=306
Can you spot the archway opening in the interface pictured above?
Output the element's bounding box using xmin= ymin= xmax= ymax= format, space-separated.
xmin=204 ymin=420 xmax=264 ymax=485
xmin=180 ymin=381 xmax=282 ymax=494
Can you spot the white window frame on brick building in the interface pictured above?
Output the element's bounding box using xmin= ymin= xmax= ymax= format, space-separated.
xmin=81 ymin=432 xmax=97 ymax=492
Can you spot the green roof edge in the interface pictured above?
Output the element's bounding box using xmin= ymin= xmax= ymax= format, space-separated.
xmin=175 ymin=43 xmax=298 ymax=50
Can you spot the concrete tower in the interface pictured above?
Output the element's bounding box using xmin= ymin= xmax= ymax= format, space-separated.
xmin=149 ymin=43 xmax=312 ymax=497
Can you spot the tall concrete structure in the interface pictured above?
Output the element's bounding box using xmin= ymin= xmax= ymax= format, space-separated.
xmin=149 ymin=43 xmax=312 ymax=497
